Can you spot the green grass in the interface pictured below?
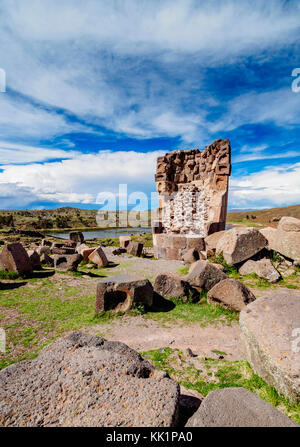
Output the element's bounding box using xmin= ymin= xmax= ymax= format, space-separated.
xmin=142 ymin=347 xmax=300 ymax=424
xmin=177 ymin=266 xmax=189 ymax=276
xmin=0 ymin=270 xmax=21 ymax=280
xmin=146 ymin=296 xmax=239 ymax=327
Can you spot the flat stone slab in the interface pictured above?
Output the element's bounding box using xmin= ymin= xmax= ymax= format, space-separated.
xmin=186 ymin=388 xmax=298 ymax=427
xmin=0 ymin=333 xmax=179 ymax=427
xmin=240 ymin=292 xmax=300 ymax=402
xmin=96 ymin=275 xmax=153 ymax=313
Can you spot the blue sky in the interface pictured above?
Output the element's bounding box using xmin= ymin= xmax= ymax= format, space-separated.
xmin=0 ymin=0 xmax=299 ymax=211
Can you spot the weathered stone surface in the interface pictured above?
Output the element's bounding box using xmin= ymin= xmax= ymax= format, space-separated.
xmin=216 ymin=227 xmax=267 ymax=265
xmin=240 ymin=292 xmax=300 ymax=402
xmin=182 ymin=248 xmax=199 ymax=265
xmin=0 ymin=333 xmax=180 ymax=427
xmin=96 ymin=275 xmax=153 ymax=313
xmin=207 ymin=278 xmax=256 ymax=311
xmin=51 ymin=247 xmax=76 ymax=255
xmin=204 ymin=230 xmax=227 ymax=253
xmin=154 ymin=273 xmax=198 ymax=302
xmin=27 ymin=250 xmax=41 ymax=269
xmin=53 ymin=255 xmax=68 ymax=270
xmin=112 ymin=248 xmax=127 ymax=255
xmin=278 ymin=216 xmax=300 ymax=232
xmin=76 ymin=243 xmax=94 ymax=261
xmin=239 ymin=258 xmax=280 ymax=283
xmin=41 ymin=239 xmax=52 ymax=247
xmin=66 ymin=254 xmax=83 ymax=271
xmin=0 ymin=243 xmax=32 ymax=275
xmin=126 ymin=241 xmax=143 ymax=257
xmin=119 ymin=236 xmax=131 ymax=248
xmin=69 ymin=231 xmax=84 ymax=244
xmin=62 ymin=239 xmax=77 ymax=248
xmin=37 ymin=245 xmax=51 ymax=255
xmin=88 ymin=246 xmax=109 ymax=267
xmin=260 ymin=227 xmax=300 ymax=262
xmin=186 ymin=260 xmax=227 ymax=291
xmin=40 ymin=253 xmax=54 ymax=266
xmin=186 ymin=388 xmax=297 ymax=427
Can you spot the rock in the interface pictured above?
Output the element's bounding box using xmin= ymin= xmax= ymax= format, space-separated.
xmin=186 ymin=388 xmax=297 ymax=427
xmin=69 ymin=231 xmax=84 ymax=244
xmin=66 ymin=254 xmax=83 ymax=272
xmin=182 ymin=248 xmax=199 ymax=265
xmin=0 ymin=333 xmax=179 ymax=427
xmin=96 ymin=275 xmax=153 ymax=313
xmin=27 ymin=250 xmax=41 ymax=269
xmin=119 ymin=236 xmax=131 ymax=248
xmin=42 ymin=239 xmax=52 ymax=247
xmin=278 ymin=216 xmax=300 ymax=232
xmin=112 ymin=248 xmax=127 ymax=255
xmin=126 ymin=241 xmax=144 ymax=257
xmin=216 ymin=227 xmax=267 ymax=265
xmin=260 ymin=227 xmax=300 ymax=262
xmin=0 ymin=243 xmax=32 ymax=275
xmin=204 ymin=230 xmax=227 ymax=253
xmin=240 ymin=292 xmax=300 ymax=402
xmin=62 ymin=239 xmax=77 ymax=248
xmin=37 ymin=245 xmax=51 ymax=255
xmin=76 ymin=244 xmax=95 ymax=261
xmin=40 ymin=253 xmax=54 ymax=266
xmin=88 ymin=247 xmax=109 ymax=267
xmin=186 ymin=260 xmax=227 ymax=291
xmin=207 ymin=278 xmax=256 ymax=311
xmin=51 ymin=247 xmax=76 ymax=255
xmin=239 ymin=258 xmax=280 ymax=283
xmin=153 ymin=273 xmax=198 ymax=302
xmin=281 ymin=268 xmax=295 ymax=278
xmin=53 ymin=255 xmax=68 ymax=270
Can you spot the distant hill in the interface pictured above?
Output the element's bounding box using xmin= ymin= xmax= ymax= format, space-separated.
xmin=227 ymin=204 xmax=300 ymax=227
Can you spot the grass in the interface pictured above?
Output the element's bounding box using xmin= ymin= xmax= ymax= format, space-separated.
xmin=177 ymin=266 xmax=189 ymax=276
xmin=141 ymin=347 xmax=300 ymax=424
xmin=146 ymin=296 xmax=239 ymax=327
xmin=0 ymin=270 xmax=21 ymax=280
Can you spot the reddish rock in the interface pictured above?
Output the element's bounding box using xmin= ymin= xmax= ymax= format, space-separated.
xmin=204 ymin=230 xmax=226 ymax=253
xmin=186 ymin=260 xmax=227 ymax=291
xmin=27 ymin=250 xmax=41 ymax=269
xmin=0 ymin=243 xmax=32 ymax=275
xmin=207 ymin=278 xmax=256 ymax=311
xmin=88 ymin=247 xmax=109 ymax=267
xmin=69 ymin=231 xmax=84 ymax=244
xmin=182 ymin=248 xmax=200 ymax=265
xmin=119 ymin=236 xmax=131 ymax=248
xmin=154 ymin=272 xmax=198 ymax=302
xmin=278 ymin=216 xmax=300 ymax=232
xmin=126 ymin=241 xmax=143 ymax=257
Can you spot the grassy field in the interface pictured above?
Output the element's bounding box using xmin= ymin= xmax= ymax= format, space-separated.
xmin=227 ymin=204 xmax=300 ymax=227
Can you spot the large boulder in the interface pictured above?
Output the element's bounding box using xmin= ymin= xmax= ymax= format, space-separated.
xmin=76 ymin=243 xmax=95 ymax=261
xmin=186 ymin=388 xmax=297 ymax=427
xmin=239 ymin=258 xmax=280 ymax=283
xmin=182 ymin=248 xmax=200 ymax=265
xmin=260 ymin=226 xmax=300 ymax=262
xmin=96 ymin=275 xmax=153 ymax=313
xmin=185 ymin=260 xmax=227 ymax=291
xmin=127 ymin=241 xmax=144 ymax=257
xmin=207 ymin=278 xmax=256 ymax=311
xmin=204 ymin=230 xmax=227 ymax=253
xmin=278 ymin=216 xmax=300 ymax=232
xmin=0 ymin=333 xmax=180 ymax=427
xmin=88 ymin=247 xmax=108 ymax=267
xmin=69 ymin=231 xmax=84 ymax=244
xmin=0 ymin=243 xmax=32 ymax=275
xmin=27 ymin=250 xmax=41 ymax=270
xmin=119 ymin=236 xmax=131 ymax=248
xmin=240 ymin=292 xmax=300 ymax=402
xmin=53 ymin=254 xmax=82 ymax=271
xmin=154 ymin=273 xmax=198 ymax=302
xmin=216 ymin=227 xmax=267 ymax=265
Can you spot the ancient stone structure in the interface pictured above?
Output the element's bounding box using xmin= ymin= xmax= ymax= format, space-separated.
xmin=153 ymin=139 xmax=231 ymax=260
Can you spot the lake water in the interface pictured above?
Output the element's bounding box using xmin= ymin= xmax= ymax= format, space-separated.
xmin=49 ymin=224 xmax=233 ymax=240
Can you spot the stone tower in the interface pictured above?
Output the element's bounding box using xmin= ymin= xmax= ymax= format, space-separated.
xmin=153 ymin=138 xmax=231 ymax=260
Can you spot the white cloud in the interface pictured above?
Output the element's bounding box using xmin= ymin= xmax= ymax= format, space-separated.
xmin=230 ymin=162 xmax=300 ymax=207
xmin=0 ymin=141 xmax=79 ymax=164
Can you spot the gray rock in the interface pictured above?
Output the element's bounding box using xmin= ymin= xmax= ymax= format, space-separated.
xmin=127 ymin=241 xmax=144 ymax=257
xmin=239 ymin=258 xmax=280 ymax=283
xmin=260 ymin=227 xmax=300 ymax=262
xmin=119 ymin=236 xmax=131 ymax=248
xmin=69 ymin=231 xmax=84 ymax=244
xmin=0 ymin=333 xmax=180 ymax=427
xmin=207 ymin=278 xmax=256 ymax=311
xmin=96 ymin=275 xmax=153 ymax=313
xmin=216 ymin=227 xmax=267 ymax=265
xmin=0 ymin=243 xmax=32 ymax=275
xmin=278 ymin=216 xmax=300 ymax=232
xmin=204 ymin=230 xmax=227 ymax=253
xmin=186 ymin=388 xmax=298 ymax=427
xmin=27 ymin=250 xmax=41 ymax=269
xmin=40 ymin=253 xmax=54 ymax=266
xmin=153 ymin=272 xmax=198 ymax=302
xmin=88 ymin=246 xmax=108 ymax=267
xmin=240 ymin=292 xmax=300 ymax=402
xmin=182 ymin=248 xmax=199 ymax=265
xmin=186 ymin=260 xmax=227 ymax=291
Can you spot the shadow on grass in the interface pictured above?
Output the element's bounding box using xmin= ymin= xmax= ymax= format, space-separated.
xmin=149 ymin=292 xmax=176 ymax=313
xmin=27 ymin=270 xmax=55 ymax=279
xmin=0 ymin=281 xmax=27 ymax=290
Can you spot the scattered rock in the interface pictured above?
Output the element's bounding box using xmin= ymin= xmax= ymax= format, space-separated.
xmin=239 ymin=258 xmax=280 ymax=283
xmin=278 ymin=216 xmax=300 ymax=232
xmin=119 ymin=236 xmax=131 ymax=248
xmin=51 ymin=247 xmax=76 ymax=255
xmin=42 ymin=239 xmax=52 ymax=247
xmin=126 ymin=241 xmax=144 ymax=257
xmin=182 ymin=249 xmax=199 ymax=265
xmin=0 ymin=333 xmax=180 ymax=427
xmin=76 ymin=243 xmax=95 ymax=261
xmin=260 ymin=226 xmax=300 ymax=262
xmin=27 ymin=250 xmax=41 ymax=269
xmin=153 ymin=273 xmax=198 ymax=302
xmin=112 ymin=248 xmax=127 ymax=255
xmin=207 ymin=278 xmax=256 ymax=311
xmin=204 ymin=230 xmax=227 ymax=253
xmin=40 ymin=253 xmax=54 ymax=266
xmin=96 ymin=275 xmax=154 ymax=313
xmin=37 ymin=245 xmax=51 ymax=256
xmin=66 ymin=254 xmax=83 ymax=272
xmin=240 ymin=292 xmax=300 ymax=402
xmin=186 ymin=260 xmax=227 ymax=291
xmin=185 ymin=388 xmax=297 ymax=427
xmin=0 ymin=243 xmax=32 ymax=275
xmin=69 ymin=231 xmax=84 ymax=244
xmin=88 ymin=246 xmax=109 ymax=267
xmin=216 ymin=227 xmax=267 ymax=265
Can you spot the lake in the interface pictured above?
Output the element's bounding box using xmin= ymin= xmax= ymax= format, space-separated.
xmin=48 ymin=224 xmax=233 ymax=240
